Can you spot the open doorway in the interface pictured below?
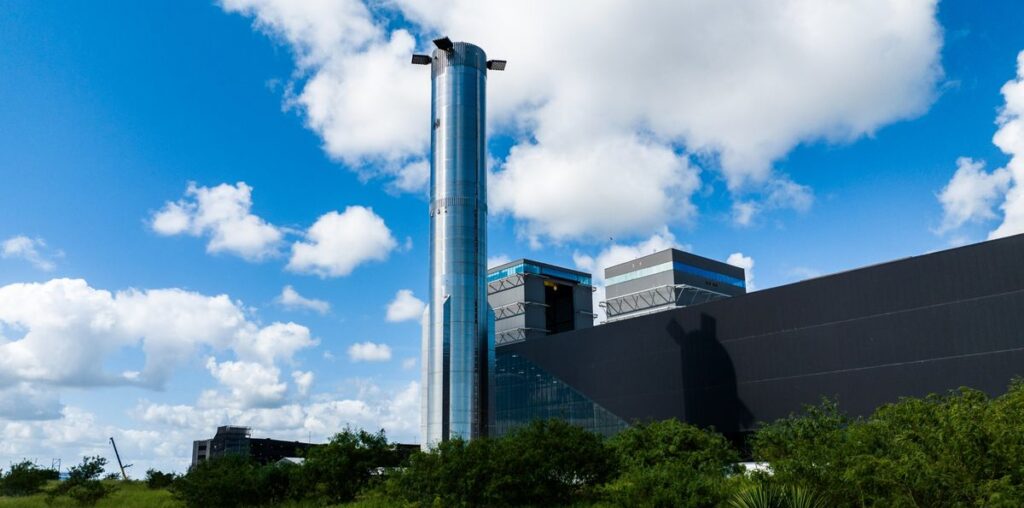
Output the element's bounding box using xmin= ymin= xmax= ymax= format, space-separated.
xmin=544 ymin=281 xmax=575 ymax=334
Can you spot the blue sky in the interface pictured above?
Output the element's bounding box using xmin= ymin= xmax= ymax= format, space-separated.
xmin=1 ymin=0 xmax=1023 ymax=473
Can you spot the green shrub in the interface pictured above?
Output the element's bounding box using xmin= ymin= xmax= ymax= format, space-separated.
xmin=255 ymin=461 xmax=300 ymax=503
xmin=729 ymin=482 xmax=784 ymax=508
xmin=748 ymin=399 xmax=849 ymax=497
xmin=609 ymin=419 xmax=740 ymax=473
xmin=729 ymin=483 xmax=826 ymax=508
xmin=385 ymin=436 xmax=502 ymax=507
xmin=752 ymin=380 xmax=1024 ymax=507
xmin=387 ymin=419 xmax=616 ymax=507
xmin=498 ymin=419 xmax=617 ymax=506
xmin=65 ymin=480 xmax=114 ymax=506
xmin=0 ymin=460 xmax=57 ymax=496
xmin=171 ymin=455 xmax=264 ymax=508
xmin=600 ymin=460 xmax=736 ymax=508
xmin=47 ymin=456 xmax=115 ymax=506
xmin=171 ymin=455 xmax=313 ymax=507
xmin=144 ymin=469 xmax=176 ymax=489
xmin=300 ymin=427 xmax=400 ymax=504
xmin=601 ymin=420 xmax=741 ymax=507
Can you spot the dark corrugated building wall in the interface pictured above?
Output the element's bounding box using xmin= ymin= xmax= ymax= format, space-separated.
xmin=494 ymin=233 xmax=1024 ymax=439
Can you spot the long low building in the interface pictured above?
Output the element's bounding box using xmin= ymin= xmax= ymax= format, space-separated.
xmin=191 ymin=426 xmax=318 ymax=468
xmin=494 ymin=233 xmax=1024 ymax=440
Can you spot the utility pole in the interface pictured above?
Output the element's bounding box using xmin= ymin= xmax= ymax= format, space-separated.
xmin=109 ymin=437 xmax=131 ymax=480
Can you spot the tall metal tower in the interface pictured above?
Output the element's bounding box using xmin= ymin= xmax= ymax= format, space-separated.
xmin=412 ymin=38 xmax=505 ymax=447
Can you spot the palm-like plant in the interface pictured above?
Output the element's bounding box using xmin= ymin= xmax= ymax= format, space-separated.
xmin=729 ymin=484 xmax=825 ymax=508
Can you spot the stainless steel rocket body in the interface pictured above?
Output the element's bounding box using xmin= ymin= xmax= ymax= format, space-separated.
xmin=421 ymin=42 xmax=490 ymax=447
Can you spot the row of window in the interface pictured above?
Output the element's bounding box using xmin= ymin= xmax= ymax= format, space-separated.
xmin=487 ymin=262 xmax=592 ymax=286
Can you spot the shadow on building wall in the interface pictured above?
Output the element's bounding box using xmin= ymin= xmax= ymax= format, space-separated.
xmin=668 ymin=313 xmax=752 ymax=436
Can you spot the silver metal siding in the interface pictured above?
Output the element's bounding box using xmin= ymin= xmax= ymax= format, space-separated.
xmin=423 ymin=42 xmax=490 ymax=446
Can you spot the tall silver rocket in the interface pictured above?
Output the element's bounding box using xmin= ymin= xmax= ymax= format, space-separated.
xmin=412 ymin=38 xmax=505 ymax=447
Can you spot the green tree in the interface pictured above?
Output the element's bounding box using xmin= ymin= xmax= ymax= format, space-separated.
xmin=601 ymin=419 xmax=741 ymax=507
xmin=498 ymin=419 xmax=617 ymax=506
xmin=0 ymin=460 xmax=57 ymax=496
xmin=387 ymin=420 xmax=616 ymax=507
xmin=256 ymin=460 xmax=302 ymax=503
xmin=752 ymin=381 xmax=1024 ymax=507
xmin=749 ymin=399 xmax=849 ymax=496
xmin=610 ymin=419 xmax=740 ymax=472
xmin=66 ymin=455 xmax=107 ymax=484
xmin=301 ymin=427 xmax=400 ymax=504
xmin=172 ymin=455 xmax=304 ymax=507
xmin=47 ymin=456 xmax=115 ymax=506
xmin=387 ymin=436 xmax=503 ymax=507
xmin=171 ymin=455 xmax=264 ymax=508
xmin=973 ymin=378 xmax=1024 ymax=507
xmin=144 ymin=468 xmax=176 ymax=489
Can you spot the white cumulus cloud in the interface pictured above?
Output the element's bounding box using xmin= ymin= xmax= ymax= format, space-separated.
xmin=989 ymin=50 xmax=1024 ymax=239
xmin=492 ymin=135 xmax=701 ymax=242
xmin=150 ymin=182 xmax=283 ymax=261
xmin=2 ymin=236 xmax=60 ymax=271
xmin=390 ymin=160 xmax=430 ymax=194
xmin=222 ymin=0 xmax=943 ymax=241
xmin=132 ymin=379 xmax=420 ymax=465
xmin=347 ymin=341 xmax=392 ymax=362
xmin=288 ymin=206 xmax=397 ymax=278
xmin=385 ymin=289 xmax=425 ymax=322
xmin=221 ymin=0 xmax=428 ymax=180
xmin=292 ymin=370 xmax=314 ymax=397
xmin=0 ymin=278 xmax=317 ymax=417
xmin=0 ymin=380 xmax=421 ymax=474
xmin=277 ymin=285 xmax=331 ymax=314
xmin=233 ymin=321 xmax=318 ymax=367
xmin=938 ymin=50 xmax=1024 ymax=240
xmin=205 ymin=358 xmax=288 ymax=409
xmin=937 ymin=158 xmax=1012 ymax=233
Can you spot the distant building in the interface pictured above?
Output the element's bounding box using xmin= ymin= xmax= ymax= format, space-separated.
xmin=190 ymin=426 xmax=317 ymax=469
xmin=602 ymin=248 xmax=745 ymax=322
xmin=487 ymin=259 xmax=594 ymax=346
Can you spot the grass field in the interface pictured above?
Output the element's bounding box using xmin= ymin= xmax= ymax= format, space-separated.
xmin=0 ymin=481 xmax=393 ymax=507
xmin=0 ymin=480 xmax=182 ymax=508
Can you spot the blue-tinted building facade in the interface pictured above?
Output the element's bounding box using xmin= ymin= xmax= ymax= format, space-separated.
xmin=494 ymin=352 xmax=628 ymax=437
xmin=487 ymin=259 xmax=608 ymax=437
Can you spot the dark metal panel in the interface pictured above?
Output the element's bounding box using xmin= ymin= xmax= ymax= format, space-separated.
xmin=504 ymin=234 xmax=1024 ymax=435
